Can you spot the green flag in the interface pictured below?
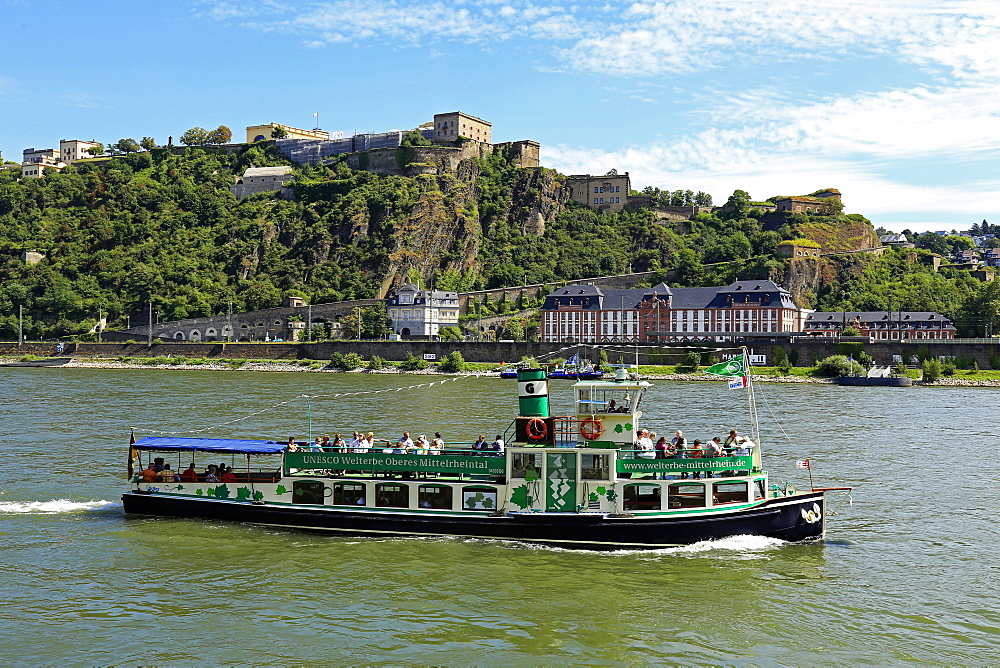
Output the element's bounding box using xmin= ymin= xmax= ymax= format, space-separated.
xmin=704 ymin=354 xmax=747 ymax=378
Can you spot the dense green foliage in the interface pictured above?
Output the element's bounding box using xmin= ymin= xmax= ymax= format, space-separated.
xmin=1 ymin=144 xmax=998 ymax=339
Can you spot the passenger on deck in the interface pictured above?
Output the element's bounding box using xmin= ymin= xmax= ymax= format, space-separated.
xmin=286 ymin=437 xmax=299 ymax=451
xmin=141 ymin=463 xmax=158 ymax=482
xmin=205 ymin=465 xmax=220 ymax=482
xmin=320 ymin=435 xmax=332 ymax=451
xmin=607 ymin=399 xmax=618 ymax=413
xmin=363 ymin=432 xmax=377 ymax=453
xmin=635 ymin=430 xmax=654 ymax=458
xmin=220 ymin=466 xmax=237 ymax=483
xmin=349 ymin=431 xmax=363 ymax=453
xmin=654 ymin=436 xmax=670 ymax=459
xmin=394 ymin=432 xmax=414 ymax=454
xmin=152 ymin=457 xmax=165 ymax=472
xmin=430 ymin=432 xmax=444 ymax=455
xmin=690 ymin=440 xmax=704 ymax=479
xmin=416 ymin=435 xmax=430 ymax=455
xmin=180 ymin=463 xmax=198 ymax=482
xmin=724 ymin=429 xmax=740 ymax=448
xmin=312 ymin=436 xmax=322 ymax=451
xmin=491 ymin=434 xmax=505 ymax=456
xmin=333 ymin=434 xmax=346 ymax=452
xmin=157 ymin=464 xmax=178 ymax=483
xmin=473 ymin=434 xmax=488 ymax=455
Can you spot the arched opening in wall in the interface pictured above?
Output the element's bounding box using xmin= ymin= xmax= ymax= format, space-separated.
xmin=400 ymin=328 xmax=411 ymax=336
xmin=256 ymin=323 xmax=265 ymax=328
xmin=174 ymin=332 xmax=185 ymax=340
xmin=273 ymin=320 xmax=282 ymax=326
xmin=254 ymin=135 xmax=266 ymax=142
xmin=189 ymin=330 xmax=201 ymax=342
xmin=205 ymin=328 xmax=217 ymax=341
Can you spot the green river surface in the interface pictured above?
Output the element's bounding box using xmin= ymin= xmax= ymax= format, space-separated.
xmin=1 ymin=367 xmax=998 ymax=665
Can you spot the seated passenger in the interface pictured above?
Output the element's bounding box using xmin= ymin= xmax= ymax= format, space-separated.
xmin=430 ymin=432 xmax=444 ymax=455
xmin=180 ymin=463 xmax=198 ymax=482
xmin=635 ymin=430 xmax=655 ymax=458
xmin=157 ymin=463 xmax=178 ymax=483
xmin=320 ymin=434 xmax=332 ymax=451
xmin=152 ymin=457 xmax=165 ymax=473
xmin=491 ymin=434 xmax=504 ymax=456
xmin=416 ymin=435 xmax=430 ymax=455
xmin=205 ymin=465 xmax=220 ymax=482
xmin=394 ymin=432 xmax=414 ymax=454
xmin=473 ymin=434 xmax=488 ymax=455
xmin=220 ymin=466 xmax=237 ymax=483
xmin=607 ymin=399 xmax=618 ymax=413
xmin=689 ymin=440 xmax=704 ymax=479
xmin=140 ymin=463 xmax=158 ymax=483
xmin=333 ymin=434 xmax=346 ymax=453
xmin=286 ymin=437 xmax=299 ymax=452
xmin=723 ymin=429 xmax=740 ymax=449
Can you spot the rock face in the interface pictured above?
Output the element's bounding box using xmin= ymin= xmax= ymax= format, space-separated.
xmin=334 ymin=153 xmax=570 ymax=297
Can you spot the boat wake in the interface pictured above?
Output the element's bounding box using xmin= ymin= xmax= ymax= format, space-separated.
xmin=0 ymin=499 xmax=119 ymax=514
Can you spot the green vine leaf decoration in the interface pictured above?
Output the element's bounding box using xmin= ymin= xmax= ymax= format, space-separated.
xmin=524 ymin=470 xmax=539 ymax=483
xmin=213 ymin=484 xmax=231 ymax=499
xmin=196 ymin=489 xmax=203 ymax=496
xmin=511 ymin=485 xmax=533 ymax=509
xmin=252 ymin=490 xmax=264 ymax=501
xmin=236 ymin=487 xmax=251 ymax=500
xmin=275 ymin=485 xmax=287 ymax=495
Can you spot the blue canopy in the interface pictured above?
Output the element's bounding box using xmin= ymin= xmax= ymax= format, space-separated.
xmin=132 ymin=436 xmax=285 ymax=454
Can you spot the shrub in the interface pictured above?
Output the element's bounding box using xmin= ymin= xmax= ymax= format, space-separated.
xmin=438 ymin=351 xmax=467 ymax=373
xmin=367 ymin=355 xmax=385 ymax=371
xmin=337 ymin=352 xmax=363 ymax=370
xmin=941 ymin=360 xmax=957 ymax=376
xmin=676 ymin=351 xmax=701 ymax=373
xmin=815 ymin=354 xmax=863 ymax=377
xmin=400 ymin=352 xmax=429 ymax=371
xmin=921 ymin=358 xmax=942 ymax=383
xmin=989 ymin=348 xmax=1000 ymax=370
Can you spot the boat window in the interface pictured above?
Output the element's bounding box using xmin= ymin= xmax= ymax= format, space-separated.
xmin=418 ymin=485 xmax=452 ymax=509
xmin=623 ymin=483 xmax=661 ymax=511
xmin=581 ymin=454 xmax=611 ymax=480
xmin=333 ymin=483 xmax=366 ymax=506
xmin=668 ymin=483 xmax=706 ymax=509
xmin=375 ymin=484 xmax=409 ymax=508
xmin=511 ymin=453 xmax=542 ymax=479
xmin=462 ymin=486 xmax=498 ymax=511
xmin=292 ymin=481 xmax=326 ymax=505
xmin=712 ymin=481 xmax=748 ymax=505
xmin=754 ymin=479 xmax=766 ymax=500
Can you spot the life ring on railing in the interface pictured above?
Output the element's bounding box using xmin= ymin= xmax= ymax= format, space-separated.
xmin=526 ymin=418 xmax=548 ymax=442
xmin=580 ymin=418 xmax=603 ymax=440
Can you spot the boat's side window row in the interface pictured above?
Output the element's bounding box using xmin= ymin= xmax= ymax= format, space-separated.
xmin=622 ymin=480 xmax=754 ymax=511
xmin=323 ymin=482 xmax=498 ymax=511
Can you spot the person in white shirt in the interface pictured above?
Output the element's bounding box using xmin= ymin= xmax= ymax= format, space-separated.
xmin=635 ymin=429 xmax=655 ymax=458
xmin=395 ymin=431 xmax=414 ymax=454
xmin=492 ymin=434 xmax=505 ymax=456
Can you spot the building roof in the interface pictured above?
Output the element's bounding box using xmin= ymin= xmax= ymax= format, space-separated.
xmin=544 ymin=280 xmax=800 ymax=311
xmin=805 ymin=311 xmax=954 ymax=325
xmin=243 ymin=166 xmax=293 ymax=177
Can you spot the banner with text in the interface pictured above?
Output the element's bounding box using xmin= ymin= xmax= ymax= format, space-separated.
xmin=616 ymin=456 xmax=753 ymax=474
xmin=284 ymin=452 xmax=505 ymax=476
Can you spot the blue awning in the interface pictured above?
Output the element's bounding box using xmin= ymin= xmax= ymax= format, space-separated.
xmin=132 ymin=436 xmax=285 ymax=454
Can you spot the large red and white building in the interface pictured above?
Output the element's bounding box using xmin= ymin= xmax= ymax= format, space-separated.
xmin=540 ymin=280 xmax=812 ymax=343
xmin=801 ymin=311 xmax=956 ymax=339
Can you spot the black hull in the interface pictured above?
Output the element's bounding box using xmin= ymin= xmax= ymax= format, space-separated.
xmin=122 ymin=492 xmax=826 ymax=550
xmin=836 ymin=376 xmax=912 ymax=387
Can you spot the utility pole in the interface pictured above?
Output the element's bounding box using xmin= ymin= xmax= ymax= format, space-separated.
xmin=148 ymin=302 xmax=153 ymax=348
xmin=307 ymin=303 xmax=312 ymax=342
xmin=18 ymin=305 xmax=23 ymax=347
xmin=227 ymin=301 xmax=233 ymax=342
xmin=97 ymin=307 xmax=102 ymax=343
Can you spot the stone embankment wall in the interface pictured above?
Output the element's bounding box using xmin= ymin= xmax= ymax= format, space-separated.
xmin=3 ymin=339 xmax=996 ymax=368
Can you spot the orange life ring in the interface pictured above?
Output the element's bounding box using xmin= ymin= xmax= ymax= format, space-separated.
xmin=580 ymin=418 xmax=603 ymax=440
xmin=526 ymin=418 xmax=548 ymax=441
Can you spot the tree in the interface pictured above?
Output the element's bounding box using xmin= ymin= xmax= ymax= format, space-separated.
xmin=722 ymin=189 xmax=751 ymax=220
xmin=114 ymin=138 xmax=140 ymax=154
xmin=179 ymin=127 xmax=209 ymax=146
xmin=206 ymin=125 xmax=233 ymax=145
xmin=140 ymin=137 xmax=157 ymax=151
xmin=269 ymin=125 xmax=288 ymax=139
xmin=85 ymin=143 xmax=104 ymax=157
xmin=439 ymin=326 xmax=463 ymax=341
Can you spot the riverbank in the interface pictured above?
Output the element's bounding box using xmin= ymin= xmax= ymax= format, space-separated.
xmin=6 ymin=356 xmax=999 ymax=386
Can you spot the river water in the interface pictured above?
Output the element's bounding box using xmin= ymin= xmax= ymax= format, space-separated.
xmin=1 ymin=367 xmax=997 ymax=665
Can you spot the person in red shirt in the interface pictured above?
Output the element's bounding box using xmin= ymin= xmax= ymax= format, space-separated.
xmin=140 ymin=464 xmax=157 ymax=483
xmin=180 ymin=463 xmax=198 ymax=482
xmin=220 ymin=466 xmax=237 ymax=483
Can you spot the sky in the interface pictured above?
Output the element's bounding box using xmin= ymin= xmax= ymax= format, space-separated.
xmin=2 ymin=0 xmax=999 ymax=234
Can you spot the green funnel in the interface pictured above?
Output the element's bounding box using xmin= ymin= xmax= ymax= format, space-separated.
xmin=516 ymin=368 xmax=549 ymax=417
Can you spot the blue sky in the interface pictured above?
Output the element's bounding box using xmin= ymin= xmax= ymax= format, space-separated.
xmin=3 ymin=0 xmax=999 ymax=233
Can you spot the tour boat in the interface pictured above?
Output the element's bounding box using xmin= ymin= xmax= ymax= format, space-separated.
xmin=123 ymin=364 xmax=845 ymax=550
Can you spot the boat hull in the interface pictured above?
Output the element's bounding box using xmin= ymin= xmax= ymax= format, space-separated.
xmin=122 ymin=490 xmax=827 ymax=550
xmin=836 ymin=376 xmax=912 ymax=387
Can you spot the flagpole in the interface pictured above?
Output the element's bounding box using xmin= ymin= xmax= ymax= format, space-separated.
xmin=807 ymin=459 xmax=815 ymax=491
xmin=743 ymin=346 xmax=759 ymax=443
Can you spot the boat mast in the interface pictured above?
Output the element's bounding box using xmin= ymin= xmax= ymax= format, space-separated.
xmin=743 ymin=345 xmax=760 ymax=443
